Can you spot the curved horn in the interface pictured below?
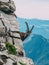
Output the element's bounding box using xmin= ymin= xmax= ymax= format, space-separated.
xmin=30 ymin=25 xmax=34 ymax=33
xmin=25 ymin=22 xmax=29 ymax=32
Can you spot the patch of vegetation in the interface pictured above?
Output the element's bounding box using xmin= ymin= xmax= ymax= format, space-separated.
xmin=5 ymin=42 xmax=17 ymax=55
xmin=19 ymin=61 xmax=26 ymax=65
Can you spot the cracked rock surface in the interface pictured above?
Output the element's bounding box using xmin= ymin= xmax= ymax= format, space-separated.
xmin=0 ymin=0 xmax=34 ymax=65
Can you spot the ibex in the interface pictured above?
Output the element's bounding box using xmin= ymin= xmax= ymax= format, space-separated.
xmin=0 ymin=18 xmax=34 ymax=42
xmin=10 ymin=22 xmax=34 ymax=41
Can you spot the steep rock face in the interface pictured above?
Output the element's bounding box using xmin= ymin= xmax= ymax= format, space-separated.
xmin=0 ymin=0 xmax=34 ymax=65
xmin=0 ymin=0 xmax=16 ymax=13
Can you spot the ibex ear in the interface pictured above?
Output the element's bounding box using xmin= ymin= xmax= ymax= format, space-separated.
xmin=30 ymin=25 xmax=34 ymax=33
xmin=25 ymin=22 xmax=29 ymax=32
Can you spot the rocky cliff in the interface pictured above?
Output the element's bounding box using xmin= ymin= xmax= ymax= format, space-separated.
xmin=0 ymin=0 xmax=34 ymax=65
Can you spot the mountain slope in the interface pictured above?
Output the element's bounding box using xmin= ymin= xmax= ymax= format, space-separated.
xmin=23 ymin=34 xmax=49 ymax=65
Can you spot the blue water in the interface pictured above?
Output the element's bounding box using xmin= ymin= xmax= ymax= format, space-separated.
xmin=17 ymin=17 xmax=49 ymax=65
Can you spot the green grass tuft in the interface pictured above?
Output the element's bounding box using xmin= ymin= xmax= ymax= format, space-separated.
xmin=5 ymin=42 xmax=17 ymax=55
xmin=19 ymin=61 xmax=26 ymax=65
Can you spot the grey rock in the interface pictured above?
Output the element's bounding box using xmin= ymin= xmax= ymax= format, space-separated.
xmin=0 ymin=0 xmax=16 ymax=13
xmin=0 ymin=20 xmax=5 ymax=36
xmin=0 ymin=11 xmax=20 ymax=31
xmin=0 ymin=43 xmax=6 ymax=51
xmin=4 ymin=59 xmax=14 ymax=65
xmin=13 ymin=62 xmax=17 ymax=65
xmin=13 ymin=38 xmax=23 ymax=49
xmin=0 ymin=0 xmax=34 ymax=65
xmin=17 ymin=57 xmax=34 ymax=65
xmin=0 ymin=61 xmax=3 ymax=65
xmin=6 ymin=37 xmax=13 ymax=44
xmin=1 ymin=55 xmax=8 ymax=63
xmin=10 ymin=32 xmax=20 ymax=38
xmin=0 ymin=0 xmax=9 ymax=3
xmin=18 ymin=50 xmax=24 ymax=57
